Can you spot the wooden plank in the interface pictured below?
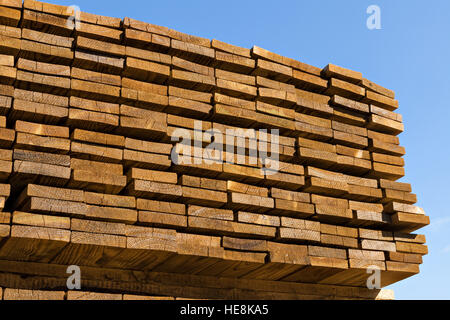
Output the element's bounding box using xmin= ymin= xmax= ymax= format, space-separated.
xmin=125 ymin=137 xmax=171 ymax=155
xmin=391 ymin=212 xmax=430 ymax=232
xmin=368 ymin=114 xmax=403 ymax=135
xmin=15 ymin=132 xmax=70 ymax=154
xmin=217 ymin=78 xmax=257 ymax=100
xmin=321 ymin=223 xmax=358 ymax=238
xmin=372 ymin=152 xmax=404 ymax=167
xmin=18 ymin=197 xmax=87 ymax=217
xmin=322 ymin=64 xmax=363 ymax=84
xmin=139 ymin=210 xmax=187 ymax=228
xmin=304 ymin=176 xmax=349 ymax=196
xmin=188 ymin=205 xmax=233 ymax=221
xmin=67 ymin=291 xmax=122 ymax=300
xmin=271 ymin=188 xmax=310 ymax=204
xmin=127 ymin=167 xmax=176 ymax=184
xmin=237 ymin=211 xmax=280 ymax=227
xmin=384 ymin=202 xmax=425 ymax=214
xmin=168 ymin=95 xmax=212 ymax=118
xmin=380 ymin=179 xmax=412 ymax=192
xmin=381 ymin=262 xmax=420 ymax=287
xmin=10 ymin=97 xmax=68 ymax=124
xmin=0 ymin=225 xmax=70 ymax=262
xmin=71 ymin=78 xmax=120 ymax=102
xmin=197 ymin=249 xmax=266 ymax=278
xmin=253 ymin=59 xmax=292 ymax=82
xmin=150 ymin=232 xmax=224 ymax=275
xmin=137 ymin=198 xmax=185 ymax=215
xmin=71 ymin=67 xmax=121 ymax=88
xmin=382 ymin=189 xmax=416 ymax=204
xmin=16 ymin=70 xmax=70 ymax=95
xmin=387 ymin=251 xmax=422 ymax=264
xmin=124 ymin=57 xmax=170 ymax=83
xmin=71 ymin=141 xmax=123 ymax=163
xmin=17 ymin=58 xmax=69 ymax=77
xmin=68 ymin=108 xmax=118 ymax=131
xmin=0 ymin=94 xmax=12 ymax=115
xmin=11 ymin=160 xmax=71 ymax=188
xmin=0 ymin=0 xmax=22 ymax=8
xmin=222 ymin=236 xmax=267 ymax=252
xmin=13 ymin=147 xmax=69 ymax=167
xmin=182 ymin=186 xmax=227 ymax=207
xmin=0 ymin=223 xmax=10 ymax=239
xmin=311 ymin=194 xmax=348 ymax=207
xmin=359 ymin=228 xmax=393 ymax=241
xmin=367 ymin=129 xmax=399 ymax=145
xmin=173 ymin=55 xmax=214 ymax=76
xmin=394 ymin=233 xmax=426 ymax=244
xmin=0 ymin=65 xmax=16 ymax=85
xmin=15 ymin=119 xmax=68 ymax=137
xmin=349 ymin=200 xmax=383 ymax=212
xmin=170 ymin=69 xmax=215 ymax=92
xmin=295 ymin=112 xmax=333 ymax=141
xmin=119 ymin=118 xmax=167 ymax=140
xmin=291 ymin=69 xmax=327 ymax=92
xmin=71 ymin=129 xmax=124 ymax=148
xmin=16 ymin=184 xmax=83 ymax=205
xmin=83 ymin=205 xmax=138 ymax=224
xmin=105 ymin=225 xmax=176 ymax=270
xmin=214 ymin=50 xmax=255 ymax=74
xmin=227 ymin=180 xmax=267 ymax=196
xmin=252 ymin=45 xmax=321 ymax=76
xmin=333 ymin=130 xmax=368 ymax=149
xmin=212 ymin=39 xmax=250 ymax=58
xmin=361 ymin=239 xmax=396 ymax=252
xmin=257 ymin=88 xmax=296 ymax=108
xmin=124 ymin=29 xmax=169 ymax=52
xmin=229 ymin=192 xmax=274 ymax=213
xmin=70 ymin=96 xmax=118 ymax=113
xmin=13 ymin=211 xmax=70 ymax=229
xmin=0 ymin=54 xmax=13 ymax=67
xmin=349 ymin=249 xmax=385 ymax=261
xmin=279 ymin=217 xmax=314 ymax=233
xmin=170 ymin=38 xmax=214 ymax=63
xmin=73 ymin=51 xmax=123 ymax=74
xmin=270 ymin=198 xmax=315 ymax=218
xmin=71 ymin=219 xmax=125 ymax=237
xmin=282 ymin=256 xmax=348 ymax=283
xmin=0 ymin=34 xmax=20 ymax=56
xmin=312 ymin=195 xmax=352 ymax=223
xmin=127 ymin=179 xmax=182 ymax=200
xmin=125 ymin=44 xmax=171 ymax=65
xmin=69 ymin=158 xmax=126 ymax=194
xmin=213 ymin=103 xmax=257 ymax=127
xmin=360 ymin=78 xmax=395 ymax=99
xmin=349 ymin=210 xmax=391 ymax=228
xmin=21 ymin=28 xmax=72 ymax=51
xmin=84 ymin=192 xmax=135 ymax=209
xmin=76 ymin=36 xmax=124 ymax=57
xmin=188 ymin=216 xmax=276 ymax=238
xmin=52 ymin=231 xmax=126 ymax=267
xmin=364 ymin=90 xmax=398 ymax=111
xmin=368 ymin=138 xmax=405 ymax=157
xmin=327 ymin=78 xmax=365 ymax=100
xmin=170 ymin=86 xmax=212 ymax=104
xmin=3 ymin=288 xmax=64 ymax=300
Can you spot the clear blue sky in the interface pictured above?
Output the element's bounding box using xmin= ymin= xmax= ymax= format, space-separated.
xmin=54 ymin=0 xmax=449 ymax=299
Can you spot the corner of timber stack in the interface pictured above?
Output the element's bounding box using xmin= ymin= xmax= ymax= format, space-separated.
xmin=0 ymin=0 xmax=428 ymax=300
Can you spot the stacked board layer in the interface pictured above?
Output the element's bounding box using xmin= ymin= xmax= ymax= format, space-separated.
xmin=0 ymin=0 xmax=428 ymax=300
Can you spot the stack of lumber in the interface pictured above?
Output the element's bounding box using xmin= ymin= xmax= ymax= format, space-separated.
xmin=0 ymin=0 xmax=428 ymax=300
